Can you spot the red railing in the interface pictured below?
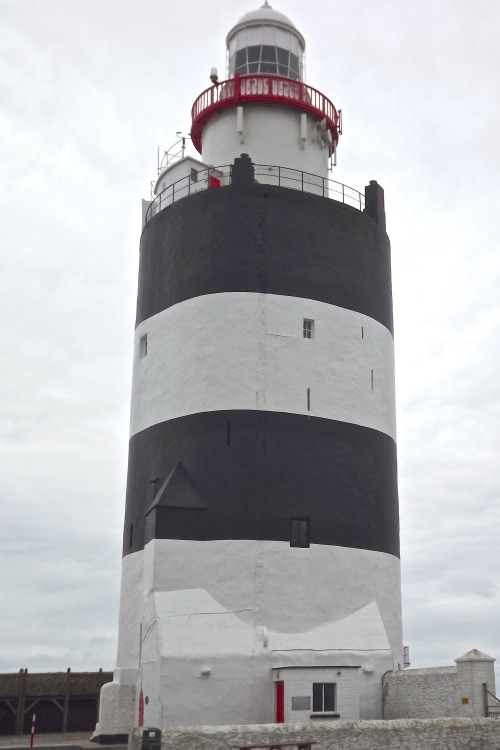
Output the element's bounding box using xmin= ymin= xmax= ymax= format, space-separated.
xmin=191 ymin=74 xmax=341 ymax=154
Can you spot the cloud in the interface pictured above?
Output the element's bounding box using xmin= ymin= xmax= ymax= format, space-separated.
xmin=1 ymin=0 xmax=500 ymax=685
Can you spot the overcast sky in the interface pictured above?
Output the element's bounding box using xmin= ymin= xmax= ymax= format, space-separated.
xmin=1 ymin=0 xmax=500 ymax=679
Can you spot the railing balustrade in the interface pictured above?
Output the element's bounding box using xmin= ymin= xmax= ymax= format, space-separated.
xmin=144 ymin=164 xmax=364 ymax=226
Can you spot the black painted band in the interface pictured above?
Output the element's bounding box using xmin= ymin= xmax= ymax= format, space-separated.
xmin=123 ymin=410 xmax=399 ymax=558
xmin=137 ymin=184 xmax=394 ymax=334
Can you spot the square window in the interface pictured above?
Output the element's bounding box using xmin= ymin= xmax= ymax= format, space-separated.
xmin=290 ymin=517 xmax=310 ymax=548
xmin=312 ymin=682 xmax=336 ymax=713
xmin=139 ymin=334 xmax=148 ymax=358
xmin=303 ymin=319 xmax=314 ymax=339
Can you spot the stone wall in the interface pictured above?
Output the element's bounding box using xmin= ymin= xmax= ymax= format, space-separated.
xmin=382 ymin=650 xmax=498 ymax=720
xmin=383 ymin=667 xmax=459 ymax=719
xmin=129 ymin=718 xmax=500 ymax=750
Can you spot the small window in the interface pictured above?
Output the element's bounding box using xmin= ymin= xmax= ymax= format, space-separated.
xmin=303 ymin=319 xmax=314 ymax=339
xmin=290 ymin=517 xmax=310 ymax=548
xmin=139 ymin=334 xmax=148 ymax=358
xmin=313 ymin=682 xmax=336 ymax=713
xmin=190 ymin=168 xmax=198 ymax=183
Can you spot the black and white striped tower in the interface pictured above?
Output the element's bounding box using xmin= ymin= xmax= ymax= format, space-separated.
xmin=96 ymin=2 xmax=402 ymax=739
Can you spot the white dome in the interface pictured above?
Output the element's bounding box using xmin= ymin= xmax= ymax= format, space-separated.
xmin=226 ymin=3 xmax=305 ymax=49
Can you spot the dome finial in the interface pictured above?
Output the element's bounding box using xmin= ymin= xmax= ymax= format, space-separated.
xmin=261 ymin=1 xmax=272 ymax=7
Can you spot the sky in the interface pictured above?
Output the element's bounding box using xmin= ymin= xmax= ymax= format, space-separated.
xmin=1 ymin=0 xmax=500 ymax=678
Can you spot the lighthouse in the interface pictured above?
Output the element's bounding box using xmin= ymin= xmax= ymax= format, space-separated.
xmin=96 ymin=2 xmax=402 ymax=739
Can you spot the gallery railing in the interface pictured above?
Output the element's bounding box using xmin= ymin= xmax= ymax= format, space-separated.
xmin=145 ymin=164 xmax=365 ymax=226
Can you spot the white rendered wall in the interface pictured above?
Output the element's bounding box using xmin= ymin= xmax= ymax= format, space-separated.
xmin=148 ymin=158 xmax=228 ymax=220
xmin=95 ymin=551 xmax=145 ymax=736
xmin=131 ymin=293 xmax=396 ymax=441
xmin=276 ymin=666 xmax=361 ymax=722
xmin=115 ymin=550 xmax=144 ymax=669
xmin=111 ymin=538 xmax=402 ymax=725
xmin=456 ymin=654 xmax=496 ymax=717
xmin=143 ymin=540 xmax=402 ymax=655
xmin=95 ymin=680 xmax=137 ymax=737
xmin=201 ymin=105 xmax=329 ymax=185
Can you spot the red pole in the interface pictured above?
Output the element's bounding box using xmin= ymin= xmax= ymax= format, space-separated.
xmin=138 ymin=689 xmax=145 ymax=727
xmin=29 ymin=714 xmax=36 ymax=747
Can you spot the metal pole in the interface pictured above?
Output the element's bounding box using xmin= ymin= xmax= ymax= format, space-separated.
xmin=30 ymin=714 xmax=36 ymax=747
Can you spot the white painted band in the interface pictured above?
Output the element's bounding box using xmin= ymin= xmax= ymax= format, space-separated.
xmin=116 ymin=539 xmax=402 ymax=673
xmin=130 ymin=293 xmax=396 ymax=440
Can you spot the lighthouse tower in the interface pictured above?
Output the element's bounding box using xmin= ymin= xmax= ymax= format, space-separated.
xmin=96 ymin=3 xmax=402 ymax=739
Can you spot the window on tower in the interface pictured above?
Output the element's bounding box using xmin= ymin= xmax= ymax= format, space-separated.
xmin=303 ymin=319 xmax=314 ymax=339
xmin=290 ymin=517 xmax=310 ymax=548
xmin=139 ymin=334 xmax=148 ymax=358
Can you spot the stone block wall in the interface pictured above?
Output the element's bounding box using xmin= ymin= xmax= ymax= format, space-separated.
xmin=129 ymin=718 xmax=500 ymax=750
xmin=383 ymin=667 xmax=459 ymax=719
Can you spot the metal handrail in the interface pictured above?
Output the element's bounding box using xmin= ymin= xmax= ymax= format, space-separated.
xmin=191 ymin=74 xmax=341 ymax=153
xmin=252 ymin=164 xmax=364 ymax=210
xmin=484 ymin=686 xmax=500 ymax=718
xmin=144 ymin=163 xmax=364 ymax=227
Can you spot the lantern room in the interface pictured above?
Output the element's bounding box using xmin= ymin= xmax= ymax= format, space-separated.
xmin=226 ymin=1 xmax=305 ymax=81
xmin=191 ymin=2 xmax=340 ymax=179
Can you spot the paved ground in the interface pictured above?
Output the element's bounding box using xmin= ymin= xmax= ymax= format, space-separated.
xmin=0 ymin=733 xmax=127 ymax=750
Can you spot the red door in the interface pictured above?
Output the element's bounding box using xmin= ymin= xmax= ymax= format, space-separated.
xmin=275 ymin=681 xmax=284 ymax=723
